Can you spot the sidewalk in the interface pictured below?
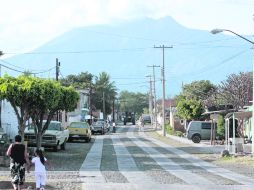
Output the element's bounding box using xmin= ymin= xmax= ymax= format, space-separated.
xmin=153 ymin=127 xmax=225 ymax=154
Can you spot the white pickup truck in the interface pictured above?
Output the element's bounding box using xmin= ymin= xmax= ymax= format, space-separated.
xmin=24 ymin=120 xmax=69 ymax=152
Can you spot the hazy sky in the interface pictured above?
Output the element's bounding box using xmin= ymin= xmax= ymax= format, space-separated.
xmin=0 ymin=0 xmax=253 ymax=54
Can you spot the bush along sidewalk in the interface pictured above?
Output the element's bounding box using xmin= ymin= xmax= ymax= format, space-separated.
xmin=165 ymin=124 xmax=184 ymax=137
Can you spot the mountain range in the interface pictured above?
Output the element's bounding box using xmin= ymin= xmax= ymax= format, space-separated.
xmin=3 ymin=17 xmax=252 ymax=97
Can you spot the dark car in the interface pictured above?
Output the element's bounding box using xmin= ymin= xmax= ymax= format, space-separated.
xmin=141 ymin=114 xmax=151 ymax=124
xmin=91 ymin=123 xmax=105 ymax=135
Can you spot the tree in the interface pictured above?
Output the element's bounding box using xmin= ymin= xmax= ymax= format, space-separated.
xmin=175 ymin=80 xmax=215 ymax=121
xmin=218 ymin=72 xmax=252 ymax=110
xmin=0 ymin=75 xmax=79 ymax=147
xmin=175 ymin=95 xmax=203 ymax=120
xmin=92 ymin=72 xmax=117 ymax=117
xmin=182 ymin=80 xmax=217 ymax=107
xmin=118 ymin=91 xmax=149 ymax=115
xmin=28 ymin=79 xmax=79 ymax=148
xmin=60 ymin=72 xmax=93 ymax=89
xmin=0 ymin=75 xmax=38 ymax=141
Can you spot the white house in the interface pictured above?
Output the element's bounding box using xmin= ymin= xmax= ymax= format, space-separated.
xmin=1 ymin=100 xmax=18 ymax=141
xmin=63 ymin=89 xmax=90 ymax=126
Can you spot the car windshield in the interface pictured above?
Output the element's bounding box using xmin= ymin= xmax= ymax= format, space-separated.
xmin=27 ymin=122 xmax=60 ymax=130
xmin=47 ymin=122 xmax=60 ymax=130
xmin=70 ymin=123 xmax=88 ymax=128
xmin=93 ymin=123 xmax=103 ymax=127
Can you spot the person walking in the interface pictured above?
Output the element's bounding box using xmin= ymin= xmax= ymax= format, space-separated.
xmin=6 ymin=135 xmax=30 ymax=190
xmin=30 ymin=149 xmax=50 ymax=190
xmin=112 ymin=122 xmax=116 ymax=133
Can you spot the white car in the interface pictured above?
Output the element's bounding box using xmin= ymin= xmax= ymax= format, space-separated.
xmin=24 ymin=121 xmax=69 ymax=151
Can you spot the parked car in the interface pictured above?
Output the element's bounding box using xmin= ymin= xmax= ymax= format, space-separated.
xmin=186 ymin=121 xmax=216 ymax=143
xmin=96 ymin=119 xmax=110 ymax=132
xmin=0 ymin=128 xmax=9 ymax=157
xmin=24 ymin=120 xmax=69 ymax=151
xmin=91 ymin=122 xmax=105 ymax=135
xmin=141 ymin=114 xmax=151 ymax=124
xmin=68 ymin=121 xmax=91 ymax=142
xmin=0 ymin=128 xmax=9 ymax=145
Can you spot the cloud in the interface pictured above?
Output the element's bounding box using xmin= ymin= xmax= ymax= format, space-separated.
xmin=0 ymin=0 xmax=253 ymax=54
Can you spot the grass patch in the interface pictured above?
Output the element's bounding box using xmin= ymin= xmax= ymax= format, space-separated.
xmin=216 ymin=155 xmax=254 ymax=165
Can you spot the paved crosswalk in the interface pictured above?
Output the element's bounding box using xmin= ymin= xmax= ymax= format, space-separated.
xmin=80 ymin=125 xmax=254 ymax=190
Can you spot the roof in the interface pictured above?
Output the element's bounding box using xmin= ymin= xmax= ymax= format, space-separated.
xmin=225 ymin=111 xmax=252 ymax=119
xmin=202 ymin=104 xmax=236 ymax=115
xmin=157 ymin=99 xmax=176 ymax=107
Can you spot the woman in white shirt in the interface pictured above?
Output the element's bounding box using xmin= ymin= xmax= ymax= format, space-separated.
xmin=31 ymin=149 xmax=49 ymax=190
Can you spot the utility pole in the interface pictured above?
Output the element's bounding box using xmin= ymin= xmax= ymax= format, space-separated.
xmin=56 ymin=58 xmax=60 ymax=81
xmin=0 ymin=51 xmax=3 ymax=129
xmin=89 ymin=82 xmax=92 ymax=125
xmin=103 ymin=92 xmax=106 ymax=120
xmin=147 ymin=65 xmax=160 ymax=130
xmin=154 ymin=45 xmax=173 ymax=136
xmin=145 ymin=75 xmax=153 ymax=125
xmin=55 ymin=58 xmax=60 ymax=121
xmin=112 ymin=98 xmax=115 ymax=122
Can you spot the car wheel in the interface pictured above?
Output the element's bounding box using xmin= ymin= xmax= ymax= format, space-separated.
xmin=60 ymin=140 xmax=66 ymax=150
xmin=84 ymin=137 xmax=89 ymax=143
xmin=53 ymin=145 xmax=58 ymax=152
xmin=192 ymin=135 xmax=201 ymax=143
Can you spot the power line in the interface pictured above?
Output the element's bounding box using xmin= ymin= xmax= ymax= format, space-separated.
xmin=168 ymin=48 xmax=250 ymax=78
xmin=4 ymin=47 xmax=151 ymax=55
xmin=112 ymin=77 xmax=145 ymax=80
xmin=0 ymin=59 xmax=28 ymax=70
xmin=116 ymin=79 xmax=161 ymax=86
xmin=0 ymin=60 xmax=55 ymax=75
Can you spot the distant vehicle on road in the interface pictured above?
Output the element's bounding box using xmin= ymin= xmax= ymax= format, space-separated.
xmin=123 ymin=112 xmax=135 ymax=125
xmin=95 ymin=119 xmax=110 ymax=132
xmin=141 ymin=114 xmax=151 ymax=124
xmin=91 ymin=122 xmax=105 ymax=135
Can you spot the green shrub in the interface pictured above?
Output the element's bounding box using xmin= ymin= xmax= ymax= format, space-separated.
xmin=175 ymin=131 xmax=183 ymax=137
xmin=217 ymin=114 xmax=225 ymax=139
xmin=166 ymin=124 xmax=174 ymax=135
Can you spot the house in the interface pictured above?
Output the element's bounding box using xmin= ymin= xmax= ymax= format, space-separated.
xmin=156 ymin=98 xmax=185 ymax=132
xmin=0 ymin=99 xmax=18 ymax=141
xmin=58 ymin=89 xmax=90 ymax=127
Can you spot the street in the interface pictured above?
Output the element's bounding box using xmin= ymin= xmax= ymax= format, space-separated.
xmin=79 ymin=124 xmax=254 ymax=190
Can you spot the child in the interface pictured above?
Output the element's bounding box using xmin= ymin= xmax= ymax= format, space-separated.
xmin=31 ymin=149 xmax=49 ymax=190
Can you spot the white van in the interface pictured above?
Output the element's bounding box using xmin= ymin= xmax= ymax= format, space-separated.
xmin=186 ymin=121 xmax=216 ymax=143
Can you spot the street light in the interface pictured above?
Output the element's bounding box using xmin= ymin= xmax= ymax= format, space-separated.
xmin=211 ymin=28 xmax=254 ymax=154
xmin=211 ymin=29 xmax=254 ymax=45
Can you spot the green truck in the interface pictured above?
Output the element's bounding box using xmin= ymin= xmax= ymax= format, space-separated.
xmin=123 ymin=112 xmax=135 ymax=125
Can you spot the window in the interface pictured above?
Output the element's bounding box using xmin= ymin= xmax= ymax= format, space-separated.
xmin=201 ymin=123 xmax=211 ymax=129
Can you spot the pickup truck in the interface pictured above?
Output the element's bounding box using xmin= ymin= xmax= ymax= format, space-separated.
xmin=24 ymin=121 xmax=69 ymax=152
